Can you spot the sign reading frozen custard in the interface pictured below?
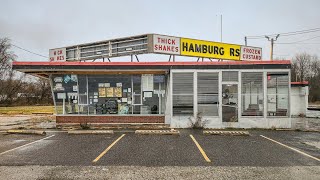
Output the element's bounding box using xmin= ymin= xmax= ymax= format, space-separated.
xmin=153 ymin=34 xmax=180 ymax=55
xmin=240 ymin=46 xmax=262 ymax=61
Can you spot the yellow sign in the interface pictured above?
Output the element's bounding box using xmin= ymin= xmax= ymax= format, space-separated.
xmin=180 ymin=38 xmax=241 ymax=60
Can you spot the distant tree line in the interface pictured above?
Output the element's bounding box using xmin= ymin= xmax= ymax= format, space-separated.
xmin=291 ymin=53 xmax=320 ymax=102
xmin=0 ymin=38 xmax=52 ymax=106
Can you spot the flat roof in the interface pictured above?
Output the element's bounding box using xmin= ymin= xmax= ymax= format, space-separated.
xmin=13 ymin=60 xmax=290 ymax=66
xmin=291 ymin=81 xmax=309 ymax=86
xmin=12 ymin=60 xmax=291 ymax=78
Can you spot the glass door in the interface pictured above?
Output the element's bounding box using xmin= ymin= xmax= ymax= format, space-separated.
xmin=222 ymin=84 xmax=238 ymax=122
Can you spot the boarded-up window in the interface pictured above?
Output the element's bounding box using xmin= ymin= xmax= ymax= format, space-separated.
xmin=198 ymin=72 xmax=219 ymax=116
xmin=172 ymin=73 xmax=193 ymax=116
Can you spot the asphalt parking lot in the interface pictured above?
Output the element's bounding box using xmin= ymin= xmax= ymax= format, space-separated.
xmin=0 ymin=130 xmax=319 ymax=167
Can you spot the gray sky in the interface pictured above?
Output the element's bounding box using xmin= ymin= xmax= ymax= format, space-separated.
xmin=1 ymin=0 xmax=320 ymax=62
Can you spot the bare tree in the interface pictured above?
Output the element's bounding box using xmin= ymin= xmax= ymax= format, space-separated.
xmin=0 ymin=37 xmax=52 ymax=106
xmin=293 ymin=53 xmax=312 ymax=82
xmin=0 ymin=38 xmax=16 ymax=79
xmin=33 ymin=78 xmax=52 ymax=104
xmin=291 ymin=53 xmax=320 ymax=102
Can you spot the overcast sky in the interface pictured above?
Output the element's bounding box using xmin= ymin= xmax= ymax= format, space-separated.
xmin=1 ymin=0 xmax=320 ymax=62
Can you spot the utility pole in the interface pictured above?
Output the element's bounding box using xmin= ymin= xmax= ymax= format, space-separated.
xmin=265 ymin=34 xmax=280 ymax=60
xmin=244 ymin=36 xmax=247 ymax=46
xmin=220 ymin=15 xmax=222 ymax=42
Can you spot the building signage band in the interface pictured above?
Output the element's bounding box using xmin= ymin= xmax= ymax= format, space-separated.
xmin=151 ymin=34 xmax=262 ymax=61
xmin=49 ymin=34 xmax=262 ymax=61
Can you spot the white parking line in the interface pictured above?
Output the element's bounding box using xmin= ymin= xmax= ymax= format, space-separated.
xmin=0 ymin=135 xmax=55 ymax=156
xmin=45 ymin=130 xmax=67 ymax=133
xmin=260 ymin=135 xmax=320 ymax=162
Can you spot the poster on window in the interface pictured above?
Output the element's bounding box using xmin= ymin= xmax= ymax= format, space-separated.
xmin=114 ymin=87 xmax=122 ymax=97
xmin=106 ymin=87 xmax=114 ymax=97
xmin=142 ymin=74 xmax=154 ymax=91
xmin=71 ymin=75 xmax=78 ymax=82
xmin=98 ymin=87 xmax=106 ymax=97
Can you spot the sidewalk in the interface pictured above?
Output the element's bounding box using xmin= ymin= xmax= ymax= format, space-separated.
xmin=291 ymin=117 xmax=320 ymax=131
xmin=0 ymin=115 xmax=55 ymax=130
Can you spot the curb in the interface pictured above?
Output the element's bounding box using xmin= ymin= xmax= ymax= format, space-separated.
xmin=67 ymin=130 xmax=114 ymax=135
xmin=135 ymin=129 xmax=180 ymax=135
xmin=7 ymin=129 xmax=46 ymax=135
xmin=203 ymin=130 xmax=249 ymax=136
xmin=276 ymin=128 xmax=320 ymax=133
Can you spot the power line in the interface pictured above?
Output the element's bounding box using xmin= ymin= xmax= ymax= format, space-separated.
xmin=276 ymin=35 xmax=320 ymax=44
xmin=246 ymin=27 xmax=320 ymax=39
xmin=11 ymin=44 xmax=48 ymax=58
xmin=275 ymin=42 xmax=320 ymax=45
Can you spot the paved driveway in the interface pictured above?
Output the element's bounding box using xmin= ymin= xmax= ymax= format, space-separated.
xmin=0 ymin=130 xmax=319 ymax=167
xmin=0 ymin=130 xmax=319 ymax=179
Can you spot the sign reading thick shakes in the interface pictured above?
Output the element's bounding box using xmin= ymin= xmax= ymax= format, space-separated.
xmin=49 ymin=48 xmax=66 ymax=62
xmin=152 ymin=34 xmax=180 ymax=55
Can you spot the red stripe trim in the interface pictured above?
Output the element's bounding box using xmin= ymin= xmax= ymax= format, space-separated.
xmin=12 ymin=60 xmax=291 ymax=66
xmin=291 ymin=81 xmax=308 ymax=85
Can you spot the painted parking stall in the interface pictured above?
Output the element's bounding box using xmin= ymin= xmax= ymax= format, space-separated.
xmin=0 ymin=131 xmax=319 ymax=166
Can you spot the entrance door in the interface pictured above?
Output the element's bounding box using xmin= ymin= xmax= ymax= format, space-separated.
xmin=222 ymin=84 xmax=238 ymax=122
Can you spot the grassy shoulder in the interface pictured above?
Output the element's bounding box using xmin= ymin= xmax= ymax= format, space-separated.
xmin=0 ymin=106 xmax=54 ymax=115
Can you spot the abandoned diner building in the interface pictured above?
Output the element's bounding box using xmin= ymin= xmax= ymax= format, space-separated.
xmin=12 ymin=34 xmax=308 ymax=129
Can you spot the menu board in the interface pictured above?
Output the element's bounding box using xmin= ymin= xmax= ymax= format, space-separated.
xmin=142 ymin=74 xmax=154 ymax=91
xmin=114 ymin=87 xmax=122 ymax=97
xmin=106 ymin=87 xmax=114 ymax=97
xmin=98 ymin=87 xmax=106 ymax=97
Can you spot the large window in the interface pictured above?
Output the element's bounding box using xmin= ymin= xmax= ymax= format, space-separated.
xmin=197 ymin=72 xmax=219 ymax=116
xmin=88 ymin=75 xmax=132 ymax=115
xmin=267 ymin=72 xmax=289 ymax=116
xmin=51 ymin=74 xmax=166 ymax=115
xmin=241 ymin=72 xmax=263 ymax=116
xmin=51 ymin=74 xmax=80 ymax=115
xmin=172 ymin=73 xmax=194 ymax=116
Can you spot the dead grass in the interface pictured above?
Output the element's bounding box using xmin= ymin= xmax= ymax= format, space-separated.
xmin=0 ymin=106 xmax=54 ymax=115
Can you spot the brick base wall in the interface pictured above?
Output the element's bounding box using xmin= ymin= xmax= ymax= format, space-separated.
xmin=56 ymin=115 xmax=165 ymax=124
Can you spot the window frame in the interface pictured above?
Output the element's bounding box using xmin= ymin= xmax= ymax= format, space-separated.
xmin=240 ymin=72 xmax=264 ymax=117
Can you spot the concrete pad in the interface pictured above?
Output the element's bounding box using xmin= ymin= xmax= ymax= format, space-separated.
xmin=67 ymin=130 xmax=114 ymax=135
xmin=135 ymin=129 xmax=180 ymax=135
xmin=203 ymin=130 xmax=249 ymax=136
xmin=7 ymin=129 xmax=46 ymax=135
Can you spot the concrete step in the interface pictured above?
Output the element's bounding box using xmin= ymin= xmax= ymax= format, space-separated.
xmin=7 ymin=129 xmax=46 ymax=135
xmin=59 ymin=123 xmax=170 ymax=131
